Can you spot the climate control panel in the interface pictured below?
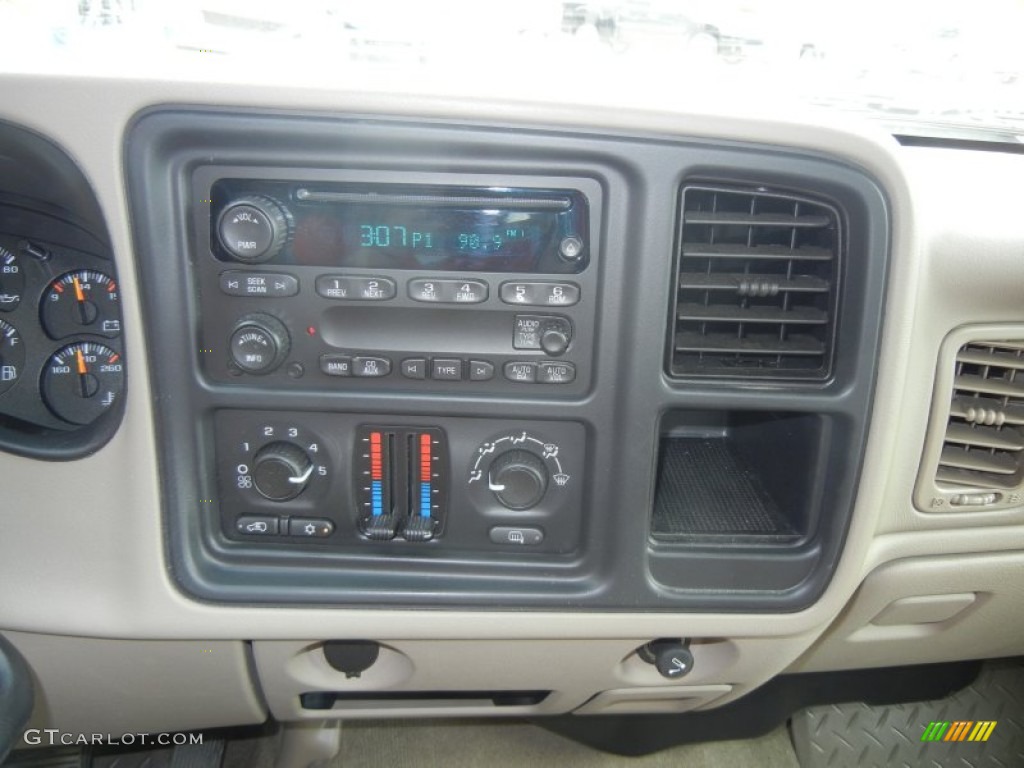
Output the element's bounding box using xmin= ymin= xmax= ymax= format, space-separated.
xmin=213 ymin=411 xmax=585 ymax=557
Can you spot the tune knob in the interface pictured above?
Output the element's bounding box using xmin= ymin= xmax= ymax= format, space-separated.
xmin=229 ymin=313 xmax=290 ymax=374
xmin=216 ymin=195 xmax=290 ymax=263
xmin=252 ymin=441 xmax=314 ymax=501
xmin=488 ymin=450 xmax=549 ymax=510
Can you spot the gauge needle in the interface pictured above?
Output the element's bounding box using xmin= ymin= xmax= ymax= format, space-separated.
xmin=75 ymin=348 xmax=91 ymax=398
xmin=72 ymin=277 xmax=90 ymax=324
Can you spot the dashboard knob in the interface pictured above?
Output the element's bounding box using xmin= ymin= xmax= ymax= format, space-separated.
xmin=540 ymin=327 xmax=571 ymax=356
xmin=229 ymin=313 xmax=290 ymax=374
xmin=252 ymin=441 xmax=314 ymax=501
xmin=216 ymin=195 xmax=290 ymax=263
xmin=488 ymin=450 xmax=549 ymax=510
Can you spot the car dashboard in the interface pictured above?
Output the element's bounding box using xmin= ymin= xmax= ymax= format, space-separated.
xmin=1 ymin=69 xmax=1023 ymax=757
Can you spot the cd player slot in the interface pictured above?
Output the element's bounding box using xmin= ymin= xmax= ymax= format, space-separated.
xmin=321 ymin=307 xmax=517 ymax=355
xmin=295 ymin=187 xmax=572 ymax=211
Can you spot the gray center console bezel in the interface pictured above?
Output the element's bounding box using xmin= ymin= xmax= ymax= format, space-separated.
xmin=125 ymin=107 xmax=889 ymax=610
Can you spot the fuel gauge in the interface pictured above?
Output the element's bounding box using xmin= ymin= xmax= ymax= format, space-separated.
xmin=0 ymin=319 xmax=24 ymax=396
xmin=41 ymin=270 xmax=121 ymax=339
xmin=42 ymin=342 xmax=124 ymax=425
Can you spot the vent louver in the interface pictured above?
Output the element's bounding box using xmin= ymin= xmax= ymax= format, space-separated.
xmin=936 ymin=341 xmax=1024 ymax=491
xmin=670 ymin=185 xmax=841 ymax=380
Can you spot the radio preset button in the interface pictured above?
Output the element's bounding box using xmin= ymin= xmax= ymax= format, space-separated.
xmin=353 ymin=356 xmax=392 ymax=377
xmin=538 ymin=361 xmax=576 ymax=384
xmin=432 ymin=358 xmax=463 ymax=381
xmin=451 ymin=280 xmax=488 ymax=303
xmin=469 ymin=360 xmax=495 ymax=381
xmin=401 ymin=358 xmax=427 ymax=379
xmin=504 ymin=362 xmax=537 ymax=383
xmin=220 ymin=271 xmax=299 ymax=298
xmin=316 ymin=276 xmax=396 ymax=301
xmin=320 ymin=354 xmax=353 ymax=377
xmin=409 ymin=279 xmax=447 ymax=302
xmin=500 ymin=282 xmax=580 ymax=307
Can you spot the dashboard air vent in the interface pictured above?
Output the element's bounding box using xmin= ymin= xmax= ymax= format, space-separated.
xmin=670 ymin=185 xmax=840 ymax=380
xmin=935 ymin=341 xmax=1024 ymax=491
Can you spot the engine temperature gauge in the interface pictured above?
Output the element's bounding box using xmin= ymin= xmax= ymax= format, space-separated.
xmin=42 ymin=342 xmax=124 ymax=425
xmin=41 ymin=270 xmax=121 ymax=339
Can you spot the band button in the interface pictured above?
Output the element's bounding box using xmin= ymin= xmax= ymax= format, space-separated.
xmin=319 ymin=354 xmax=353 ymax=377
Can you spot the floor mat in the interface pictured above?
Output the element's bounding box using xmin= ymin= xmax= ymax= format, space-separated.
xmin=790 ymin=660 xmax=1024 ymax=767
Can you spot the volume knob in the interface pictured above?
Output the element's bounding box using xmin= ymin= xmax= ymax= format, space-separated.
xmin=217 ymin=195 xmax=290 ymax=263
xmin=252 ymin=442 xmax=314 ymax=502
xmin=488 ymin=450 xmax=549 ymax=510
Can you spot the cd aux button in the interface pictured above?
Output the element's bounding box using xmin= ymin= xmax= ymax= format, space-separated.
xmin=353 ymin=356 xmax=392 ymax=377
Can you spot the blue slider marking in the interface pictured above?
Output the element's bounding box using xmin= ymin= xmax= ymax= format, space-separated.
xmin=372 ymin=480 xmax=383 ymax=516
xmin=420 ymin=482 xmax=431 ymax=518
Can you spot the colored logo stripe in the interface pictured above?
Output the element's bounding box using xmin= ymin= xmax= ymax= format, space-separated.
xmin=921 ymin=721 xmax=997 ymax=743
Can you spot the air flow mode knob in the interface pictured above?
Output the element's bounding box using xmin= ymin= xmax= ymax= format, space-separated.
xmin=252 ymin=442 xmax=314 ymax=501
xmin=217 ymin=195 xmax=290 ymax=263
xmin=488 ymin=450 xmax=549 ymax=510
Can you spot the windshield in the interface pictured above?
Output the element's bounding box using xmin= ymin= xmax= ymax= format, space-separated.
xmin=2 ymin=0 xmax=1022 ymax=142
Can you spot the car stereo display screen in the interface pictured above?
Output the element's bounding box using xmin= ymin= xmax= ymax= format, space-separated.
xmin=212 ymin=181 xmax=590 ymax=274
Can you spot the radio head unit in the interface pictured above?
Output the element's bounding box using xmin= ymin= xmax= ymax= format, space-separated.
xmin=211 ymin=180 xmax=589 ymax=274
